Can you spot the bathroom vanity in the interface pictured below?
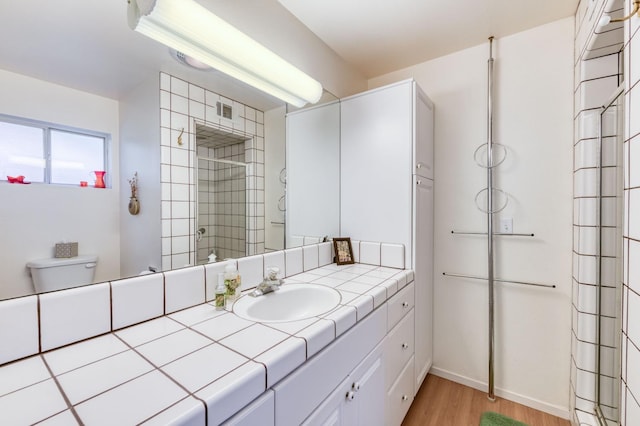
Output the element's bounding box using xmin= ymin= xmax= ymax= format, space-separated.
xmin=0 ymin=242 xmax=424 ymax=425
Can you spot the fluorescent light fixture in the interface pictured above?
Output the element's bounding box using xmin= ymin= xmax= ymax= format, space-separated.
xmin=127 ymin=0 xmax=323 ymax=107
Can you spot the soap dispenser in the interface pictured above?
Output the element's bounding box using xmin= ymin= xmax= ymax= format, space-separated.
xmin=214 ymin=272 xmax=226 ymax=310
xmin=224 ymin=263 xmax=241 ymax=304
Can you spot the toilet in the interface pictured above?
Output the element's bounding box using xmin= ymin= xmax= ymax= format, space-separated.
xmin=26 ymin=255 xmax=98 ymax=293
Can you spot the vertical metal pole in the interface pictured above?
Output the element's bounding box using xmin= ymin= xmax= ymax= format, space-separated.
xmin=487 ymin=36 xmax=496 ymax=402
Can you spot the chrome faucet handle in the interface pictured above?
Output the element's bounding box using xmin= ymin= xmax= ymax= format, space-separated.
xmin=265 ymin=266 xmax=281 ymax=281
xmin=249 ymin=267 xmax=283 ymax=297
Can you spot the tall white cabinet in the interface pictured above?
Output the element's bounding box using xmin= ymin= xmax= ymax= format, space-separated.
xmin=285 ymin=79 xmax=434 ymax=424
xmin=340 ymin=79 xmax=434 ymax=395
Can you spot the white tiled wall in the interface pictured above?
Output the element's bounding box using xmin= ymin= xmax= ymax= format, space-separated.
xmin=0 ymin=296 xmax=39 ymax=364
xmin=39 ymin=283 xmax=111 ymax=351
xmin=621 ymin=0 xmax=640 ymax=424
xmin=573 ymin=0 xmax=640 ymax=424
xmin=159 ymin=72 xmax=265 ymax=270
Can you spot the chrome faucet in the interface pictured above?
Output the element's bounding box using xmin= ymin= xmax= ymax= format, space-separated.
xmin=249 ymin=266 xmax=283 ymax=297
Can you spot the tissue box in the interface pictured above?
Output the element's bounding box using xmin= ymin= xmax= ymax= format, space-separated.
xmin=54 ymin=242 xmax=78 ymax=258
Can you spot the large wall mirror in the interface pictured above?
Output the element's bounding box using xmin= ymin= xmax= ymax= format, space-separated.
xmin=0 ymin=2 xmax=341 ymax=300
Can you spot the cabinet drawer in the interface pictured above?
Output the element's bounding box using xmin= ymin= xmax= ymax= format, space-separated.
xmin=386 ymin=357 xmax=415 ymax=426
xmin=387 ymin=282 xmax=414 ymax=331
xmin=385 ymin=308 xmax=414 ymax=389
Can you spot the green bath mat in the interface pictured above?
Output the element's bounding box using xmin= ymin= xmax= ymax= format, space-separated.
xmin=479 ymin=411 xmax=528 ymax=426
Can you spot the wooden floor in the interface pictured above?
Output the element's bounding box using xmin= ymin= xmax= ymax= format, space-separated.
xmin=402 ymin=375 xmax=570 ymax=426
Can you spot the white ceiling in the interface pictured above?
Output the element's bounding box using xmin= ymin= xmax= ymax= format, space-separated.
xmin=278 ymin=0 xmax=580 ymax=78
xmin=0 ymin=0 xmax=291 ymax=110
xmin=0 ymin=0 xmax=579 ymax=109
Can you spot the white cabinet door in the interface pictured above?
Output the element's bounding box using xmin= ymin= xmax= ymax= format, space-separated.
xmin=414 ymin=83 xmax=434 ymax=180
xmin=340 ymin=81 xmax=413 ymax=269
xmin=413 ymin=177 xmax=434 ymax=391
xmin=351 ymin=344 xmax=385 ymax=426
xmin=303 ymin=344 xmax=385 ymax=426
xmin=302 ymin=375 xmax=354 ymax=426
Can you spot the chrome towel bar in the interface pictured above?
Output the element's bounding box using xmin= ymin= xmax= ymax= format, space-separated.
xmin=450 ymin=231 xmax=534 ymax=237
xmin=442 ymin=272 xmax=556 ymax=289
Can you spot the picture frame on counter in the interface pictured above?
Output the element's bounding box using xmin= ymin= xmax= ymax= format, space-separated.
xmin=333 ymin=237 xmax=355 ymax=265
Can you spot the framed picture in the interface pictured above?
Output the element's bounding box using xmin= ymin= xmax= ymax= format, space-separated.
xmin=333 ymin=237 xmax=355 ymax=265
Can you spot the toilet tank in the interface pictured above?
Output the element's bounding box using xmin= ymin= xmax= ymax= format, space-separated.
xmin=26 ymin=255 xmax=98 ymax=293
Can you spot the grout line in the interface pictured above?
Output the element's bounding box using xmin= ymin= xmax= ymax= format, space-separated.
xmin=37 ymin=294 xmax=42 ymax=354
xmin=109 ymin=282 xmax=113 ymax=332
xmin=40 ymin=355 xmax=83 ymax=424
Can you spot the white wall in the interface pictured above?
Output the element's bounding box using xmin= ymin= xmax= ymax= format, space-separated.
xmin=119 ymin=73 xmax=161 ymax=277
xmin=0 ymin=69 xmax=120 ymax=299
xmin=370 ymin=18 xmax=574 ymax=416
xmin=264 ymin=106 xmax=286 ymax=251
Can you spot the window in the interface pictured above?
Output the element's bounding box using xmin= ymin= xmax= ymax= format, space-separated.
xmin=0 ymin=115 xmax=109 ymax=186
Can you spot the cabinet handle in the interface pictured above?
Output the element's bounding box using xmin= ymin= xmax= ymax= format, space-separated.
xmin=402 ymin=302 xmax=409 ymax=308
xmin=402 ymin=343 xmax=409 ymax=350
xmin=402 ymin=395 xmax=409 ymax=401
xmin=346 ymin=391 xmax=356 ymax=401
xmin=352 ymin=382 xmax=361 ymax=391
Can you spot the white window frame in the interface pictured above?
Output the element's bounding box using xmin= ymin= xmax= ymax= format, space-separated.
xmin=0 ymin=113 xmax=111 ymax=186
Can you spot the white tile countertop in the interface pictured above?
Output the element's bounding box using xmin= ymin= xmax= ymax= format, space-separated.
xmin=0 ymin=263 xmax=414 ymax=425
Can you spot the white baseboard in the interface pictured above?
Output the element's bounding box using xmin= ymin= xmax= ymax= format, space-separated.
xmin=429 ymin=367 xmax=571 ymax=420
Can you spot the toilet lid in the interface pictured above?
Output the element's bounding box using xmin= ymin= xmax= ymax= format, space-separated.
xmin=26 ymin=255 xmax=98 ymax=269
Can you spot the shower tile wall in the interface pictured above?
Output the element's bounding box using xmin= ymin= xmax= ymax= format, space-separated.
xmin=573 ymin=0 xmax=623 ymax=424
xmin=197 ymin=143 xmax=247 ymax=262
xmin=573 ymin=0 xmax=640 ymax=424
xmin=621 ymin=2 xmax=640 ymax=425
xmin=159 ymin=72 xmax=265 ymax=270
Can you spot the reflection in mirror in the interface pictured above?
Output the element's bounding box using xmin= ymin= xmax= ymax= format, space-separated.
xmin=158 ymin=72 xmax=274 ymax=271
xmin=196 ymin=124 xmax=249 ymax=262
xmin=595 ymin=86 xmax=624 ymax=424
xmin=286 ymin=96 xmax=341 ymax=247
xmin=0 ymin=2 xmax=345 ymax=301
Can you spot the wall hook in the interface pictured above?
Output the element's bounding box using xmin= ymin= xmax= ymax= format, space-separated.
xmin=177 ymin=128 xmax=184 ymax=146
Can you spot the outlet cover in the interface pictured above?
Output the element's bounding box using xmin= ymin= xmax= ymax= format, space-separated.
xmin=500 ymin=218 xmax=513 ymax=234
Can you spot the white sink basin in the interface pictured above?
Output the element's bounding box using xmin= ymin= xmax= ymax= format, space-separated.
xmin=233 ymin=283 xmax=341 ymax=323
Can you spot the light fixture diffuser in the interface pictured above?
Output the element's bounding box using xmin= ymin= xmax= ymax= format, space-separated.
xmin=127 ymin=0 xmax=323 ymax=107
